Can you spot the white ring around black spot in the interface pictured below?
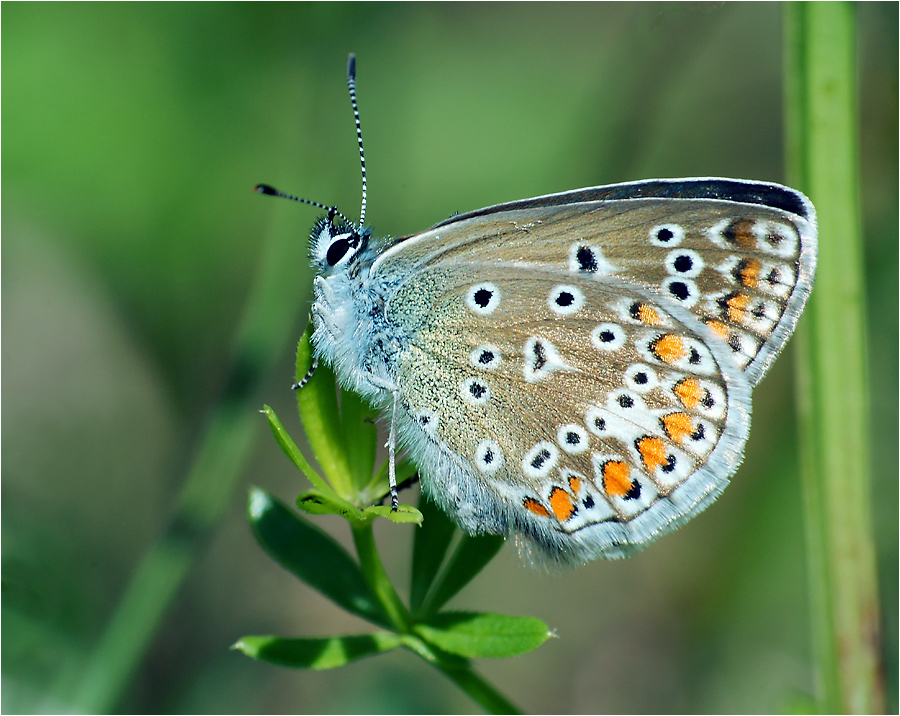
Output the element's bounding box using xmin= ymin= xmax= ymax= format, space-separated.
xmin=624 ymin=364 xmax=659 ymax=393
xmin=727 ymin=331 xmax=754 ymax=356
xmin=696 ymin=383 xmax=726 ymax=420
xmin=557 ymin=424 xmax=589 ymax=454
xmin=591 ymin=323 xmax=626 ymax=351
xmin=755 ymin=300 xmax=777 ymax=321
xmin=585 ymin=406 xmax=609 ymax=437
xmin=568 ymin=243 xmax=609 ymax=275
xmin=610 ymin=389 xmax=644 ymax=412
xmin=547 ymin=284 xmax=585 ymax=316
xmin=474 ymin=439 xmax=503 ymax=473
xmin=756 ymin=220 xmax=799 ymax=258
xmin=661 ymin=276 xmax=699 ymax=307
xmin=460 ymin=377 xmax=491 ymax=405
xmin=465 ymin=282 xmax=501 ymax=315
xmin=664 ymin=249 xmax=704 ymax=278
xmin=523 ymin=336 xmax=572 ymax=383
xmin=681 ymin=338 xmax=716 ymax=374
xmin=413 ymin=408 xmax=439 ymax=436
xmin=649 ymin=223 xmax=684 ymax=247
xmin=469 ymin=344 xmax=502 ymax=371
xmin=523 ymin=441 xmax=559 ymax=479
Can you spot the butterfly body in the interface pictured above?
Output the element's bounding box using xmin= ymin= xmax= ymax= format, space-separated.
xmin=307 ymin=178 xmax=817 ymax=564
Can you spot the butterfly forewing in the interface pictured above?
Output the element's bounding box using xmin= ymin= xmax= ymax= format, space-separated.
xmin=387 ymin=264 xmax=750 ymax=562
xmin=375 ymin=179 xmax=816 ymax=387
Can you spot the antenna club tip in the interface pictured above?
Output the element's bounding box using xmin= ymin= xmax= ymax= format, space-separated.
xmin=347 ymin=54 xmax=356 ymax=79
xmin=255 ymin=184 xmax=278 ymax=196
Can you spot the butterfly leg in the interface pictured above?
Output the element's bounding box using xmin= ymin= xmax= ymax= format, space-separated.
xmin=388 ymin=389 xmax=399 ymax=510
xmin=359 ymin=372 xmax=401 ymax=510
xmin=291 ymin=356 xmax=319 ymax=390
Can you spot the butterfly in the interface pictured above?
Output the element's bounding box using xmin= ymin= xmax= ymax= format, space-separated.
xmin=258 ymin=55 xmax=817 ymax=566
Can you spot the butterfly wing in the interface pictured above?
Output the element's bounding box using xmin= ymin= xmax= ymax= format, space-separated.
xmin=374 ymin=178 xmax=817 ymax=386
xmin=385 ymin=262 xmax=751 ymax=563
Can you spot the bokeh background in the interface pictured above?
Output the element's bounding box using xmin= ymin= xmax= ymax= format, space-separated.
xmin=3 ymin=3 xmax=897 ymax=714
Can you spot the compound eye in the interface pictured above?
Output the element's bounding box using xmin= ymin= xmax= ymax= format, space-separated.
xmin=325 ymin=238 xmax=351 ymax=266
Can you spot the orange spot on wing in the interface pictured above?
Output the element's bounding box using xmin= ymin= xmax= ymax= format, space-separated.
xmin=736 ymin=258 xmax=761 ymax=288
xmin=523 ymin=497 xmax=551 ymax=519
xmin=637 ymin=303 xmax=662 ymax=325
xmin=662 ymin=412 xmax=693 ymax=444
xmin=705 ymin=319 xmax=729 ymax=338
xmin=651 ymin=334 xmax=686 ymax=363
xmin=722 ymin=219 xmax=758 ymax=249
xmin=549 ymin=487 xmax=577 ymax=521
xmin=568 ymin=475 xmax=582 ymax=495
xmin=674 ymin=378 xmax=703 ymax=409
xmin=725 ymin=292 xmax=751 ymax=323
xmin=636 ymin=436 xmax=667 ymax=473
xmin=602 ymin=461 xmax=633 ymax=497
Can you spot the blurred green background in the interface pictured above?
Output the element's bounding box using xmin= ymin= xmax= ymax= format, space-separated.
xmin=3 ymin=3 xmax=896 ymax=714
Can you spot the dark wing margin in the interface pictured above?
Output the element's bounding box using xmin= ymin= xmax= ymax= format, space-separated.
xmin=430 ymin=178 xmax=814 ymax=229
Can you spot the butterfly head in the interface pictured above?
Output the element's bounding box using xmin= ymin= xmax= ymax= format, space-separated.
xmin=254 ymin=184 xmax=370 ymax=275
xmin=309 ymin=210 xmax=370 ymax=275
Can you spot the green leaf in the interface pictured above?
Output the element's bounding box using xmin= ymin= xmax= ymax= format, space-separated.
xmin=337 ymin=384 xmax=379 ymax=492
xmin=397 ymin=633 xmax=469 ymax=670
xmin=262 ymin=405 xmax=329 ymax=492
xmin=414 ymin=612 xmax=552 ymax=659
xmin=294 ymin=328 xmax=353 ymax=495
xmin=423 ymin=533 xmax=505 ymax=614
xmin=234 ymin=632 xmax=401 ymax=670
xmin=295 ymin=490 xmax=365 ymax=522
xmin=248 ymin=488 xmax=388 ymax=627
xmin=410 ymin=493 xmax=458 ymax=613
xmin=363 ymin=504 xmax=424 ymax=525
xmin=295 ymin=491 xmax=421 ymax=526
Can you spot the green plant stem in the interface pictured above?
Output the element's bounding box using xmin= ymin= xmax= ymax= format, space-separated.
xmin=436 ymin=664 xmax=523 ymax=715
xmin=352 ymin=523 xmax=412 ymax=632
xmin=70 ymin=203 xmax=310 ymax=713
xmin=784 ymin=3 xmax=884 ymax=712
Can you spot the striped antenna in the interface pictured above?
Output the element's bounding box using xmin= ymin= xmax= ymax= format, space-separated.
xmin=346 ymin=54 xmax=367 ymax=226
xmin=254 ymin=184 xmax=354 ymax=229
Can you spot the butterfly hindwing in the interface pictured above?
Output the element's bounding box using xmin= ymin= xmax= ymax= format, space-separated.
xmin=388 ymin=263 xmax=751 ymax=562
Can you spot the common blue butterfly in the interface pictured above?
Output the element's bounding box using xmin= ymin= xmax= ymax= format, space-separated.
xmin=258 ymin=55 xmax=817 ymax=565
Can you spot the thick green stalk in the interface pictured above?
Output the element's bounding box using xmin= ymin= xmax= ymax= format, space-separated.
xmin=351 ymin=523 xmax=412 ymax=632
xmin=784 ymin=3 xmax=884 ymax=712
xmin=435 ymin=664 xmax=523 ymax=715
